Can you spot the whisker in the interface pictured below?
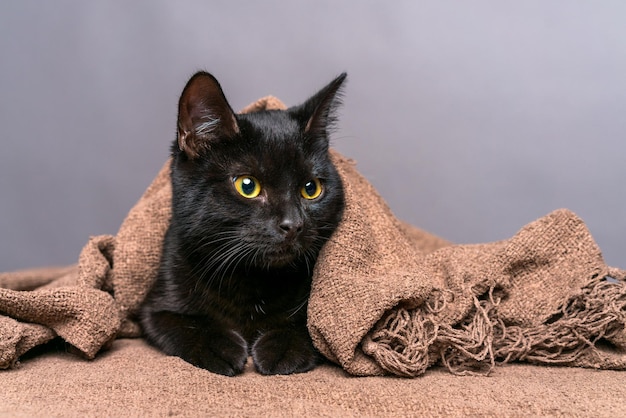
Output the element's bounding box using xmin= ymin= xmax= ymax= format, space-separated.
xmin=286 ymin=296 xmax=309 ymax=319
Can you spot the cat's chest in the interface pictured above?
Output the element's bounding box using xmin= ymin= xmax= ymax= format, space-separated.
xmin=195 ymin=271 xmax=307 ymax=322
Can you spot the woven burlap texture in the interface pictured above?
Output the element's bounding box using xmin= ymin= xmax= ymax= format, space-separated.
xmin=1 ymin=96 xmax=625 ymax=375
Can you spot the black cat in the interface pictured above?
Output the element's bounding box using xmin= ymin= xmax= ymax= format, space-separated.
xmin=139 ymin=71 xmax=346 ymax=376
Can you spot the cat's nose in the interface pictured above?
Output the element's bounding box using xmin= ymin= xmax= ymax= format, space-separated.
xmin=278 ymin=218 xmax=303 ymax=240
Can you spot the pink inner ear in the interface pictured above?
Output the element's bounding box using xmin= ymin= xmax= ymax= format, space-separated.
xmin=304 ymin=103 xmax=328 ymax=135
xmin=304 ymin=115 xmax=314 ymax=133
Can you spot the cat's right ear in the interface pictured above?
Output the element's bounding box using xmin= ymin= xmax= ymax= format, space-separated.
xmin=176 ymin=72 xmax=239 ymax=159
xmin=289 ymin=73 xmax=347 ymax=152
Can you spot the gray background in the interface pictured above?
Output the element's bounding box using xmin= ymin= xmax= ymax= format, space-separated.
xmin=1 ymin=1 xmax=624 ymax=271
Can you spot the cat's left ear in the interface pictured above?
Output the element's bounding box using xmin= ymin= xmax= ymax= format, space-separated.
xmin=291 ymin=73 xmax=347 ymax=146
xmin=176 ymin=72 xmax=239 ymax=159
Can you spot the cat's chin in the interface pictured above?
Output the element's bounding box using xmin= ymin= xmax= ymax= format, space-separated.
xmin=262 ymin=254 xmax=297 ymax=268
xmin=259 ymin=249 xmax=302 ymax=268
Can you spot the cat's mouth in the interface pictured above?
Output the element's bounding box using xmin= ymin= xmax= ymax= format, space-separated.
xmin=260 ymin=243 xmax=304 ymax=267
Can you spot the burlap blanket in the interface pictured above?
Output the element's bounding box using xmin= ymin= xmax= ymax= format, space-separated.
xmin=1 ymin=97 xmax=625 ymax=379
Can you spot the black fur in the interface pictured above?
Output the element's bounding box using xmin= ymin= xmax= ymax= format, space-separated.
xmin=139 ymin=72 xmax=347 ymax=376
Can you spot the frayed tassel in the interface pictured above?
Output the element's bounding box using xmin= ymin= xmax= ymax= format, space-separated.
xmin=364 ymin=273 xmax=626 ymax=377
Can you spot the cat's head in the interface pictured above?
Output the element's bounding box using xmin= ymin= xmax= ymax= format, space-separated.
xmin=170 ymin=71 xmax=346 ymax=270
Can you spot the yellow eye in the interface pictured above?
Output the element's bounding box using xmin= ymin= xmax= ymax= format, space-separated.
xmin=301 ymin=178 xmax=323 ymax=200
xmin=233 ymin=176 xmax=261 ymax=198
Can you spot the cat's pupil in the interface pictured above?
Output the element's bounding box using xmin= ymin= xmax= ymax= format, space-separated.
xmin=304 ymin=181 xmax=316 ymax=196
xmin=241 ymin=178 xmax=255 ymax=195
xmin=301 ymin=179 xmax=323 ymax=200
xmin=234 ymin=176 xmax=261 ymax=198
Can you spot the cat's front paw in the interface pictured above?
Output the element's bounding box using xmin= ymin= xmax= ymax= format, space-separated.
xmin=251 ymin=328 xmax=321 ymax=375
xmin=184 ymin=329 xmax=248 ymax=376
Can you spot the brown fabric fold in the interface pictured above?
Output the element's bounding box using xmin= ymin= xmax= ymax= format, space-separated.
xmin=309 ymin=154 xmax=626 ymax=376
xmin=1 ymin=96 xmax=625 ymax=376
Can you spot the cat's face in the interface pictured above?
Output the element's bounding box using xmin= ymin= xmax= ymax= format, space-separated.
xmin=169 ymin=72 xmax=346 ymax=270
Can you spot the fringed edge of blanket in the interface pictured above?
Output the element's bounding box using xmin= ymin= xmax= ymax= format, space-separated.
xmin=363 ymin=268 xmax=626 ymax=377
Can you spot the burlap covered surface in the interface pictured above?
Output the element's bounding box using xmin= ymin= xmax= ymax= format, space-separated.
xmin=4 ymin=338 xmax=626 ymax=418
xmin=1 ymin=97 xmax=625 ymax=380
